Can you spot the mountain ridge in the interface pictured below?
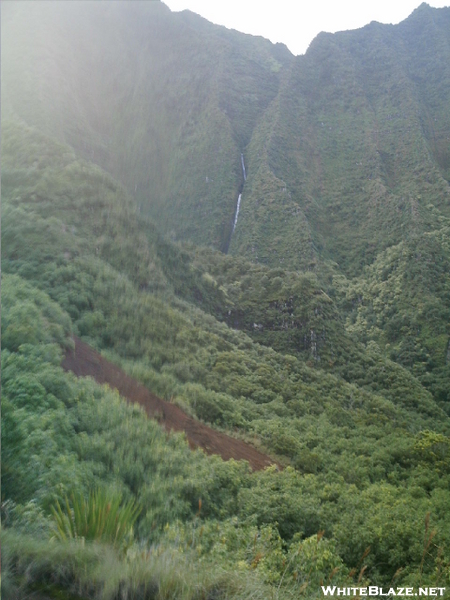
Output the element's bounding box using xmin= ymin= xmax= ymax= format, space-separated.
xmin=4 ymin=2 xmax=449 ymax=269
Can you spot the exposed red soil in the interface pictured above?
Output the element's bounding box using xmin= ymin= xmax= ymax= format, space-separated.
xmin=62 ymin=337 xmax=279 ymax=471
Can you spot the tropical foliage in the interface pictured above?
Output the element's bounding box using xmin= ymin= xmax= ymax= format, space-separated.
xmin=51 ymin=488 xmax=141 ymax=548
xmin=2 ymin=2 xmax=450 ymax=598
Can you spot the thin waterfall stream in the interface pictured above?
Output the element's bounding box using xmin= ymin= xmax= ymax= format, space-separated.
xmin=233 ymin=194 xmax=242 ymax=231
xmin=232 ymin=153 xmax=246 ymax=234
xmin=223 ymin=152 xmax=247 ymax=254
xmin=241 ymin=153 xmax=247 ymax=182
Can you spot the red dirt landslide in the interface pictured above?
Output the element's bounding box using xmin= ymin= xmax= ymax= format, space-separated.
xmin=62 ymin=337 xmax=279 ymax=471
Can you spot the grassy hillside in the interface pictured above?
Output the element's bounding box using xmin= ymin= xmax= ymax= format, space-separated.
xmin=4 ymin=121 xmax=447 ymax=412
xmin=343 ymin=230 xmax=450 ymax=402
xmin=2 ymin=123 xmax=450 ymax=597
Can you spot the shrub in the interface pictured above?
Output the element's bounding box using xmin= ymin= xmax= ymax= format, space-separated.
xmin=51 ymin=488 xmax=141 ymax=548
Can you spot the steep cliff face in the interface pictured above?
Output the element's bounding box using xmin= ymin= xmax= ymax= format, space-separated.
xmin=3 ymin=2 xmax=450 ymax=271
xmin=229 ymin=4 xmax=450 ymax=274
xmin=2 ymin=0 xmax=292 ymax=251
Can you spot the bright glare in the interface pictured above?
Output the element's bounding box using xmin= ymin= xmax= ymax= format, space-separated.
xmin=163 ymin=0 xmax=450 ymax=55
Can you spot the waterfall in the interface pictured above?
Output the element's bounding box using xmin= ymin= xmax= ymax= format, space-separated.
xmin=241 ymin=153 xmax=247 ymax=181
xmin=232 ymin=154 xmax=246 ymax=233
xmin=232 ymin=193 xmax=242 ymax=232
xmin=228 ymin=153 xmax=247 ymax=244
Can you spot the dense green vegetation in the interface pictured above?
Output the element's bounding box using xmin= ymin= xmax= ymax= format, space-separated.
xmin=3 ymin=120 xmax=450 ymax=598
xmin=2 ymin=2 xmax=450 ymax=598
xmin=3 ymin=2 xmax=449 ymax=274
xmin=2 ymin=0 xmax=291 ymax=252
xmin=231 ymin=4 xmax=450 ymax=275
xmin=344 ymin=231 xmax=450 ymax=408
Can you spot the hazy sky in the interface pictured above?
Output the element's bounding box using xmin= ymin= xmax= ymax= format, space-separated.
xmin=164 ymin=1 xmax=449 ymax=55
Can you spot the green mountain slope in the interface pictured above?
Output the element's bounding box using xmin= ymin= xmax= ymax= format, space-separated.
xmin=231 ymin=3 xmax=450 ymax=274
xmin=2 ymin=0 xmax=291 ymax=251
xmin=4 ymin=1 xmax=449 ymax=392
xmin=4 ymin=121 xmax=447 ymax=414
xmin=2 ymin=125 xmax=450 ymax=592
xmin=3 ymin=2 xmax=449 ymax=271
xmin=344 ymin=229 xmax=450 ymax=405
xmin=2 ymin=3 xmax=450 ymax=595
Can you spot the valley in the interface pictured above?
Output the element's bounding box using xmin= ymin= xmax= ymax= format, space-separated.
xmin=2 ymin=2 xmax=450 ymax=599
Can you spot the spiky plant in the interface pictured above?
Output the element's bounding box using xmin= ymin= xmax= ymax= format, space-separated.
xmin=50 ymin=488 xmax=141 ymax=548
